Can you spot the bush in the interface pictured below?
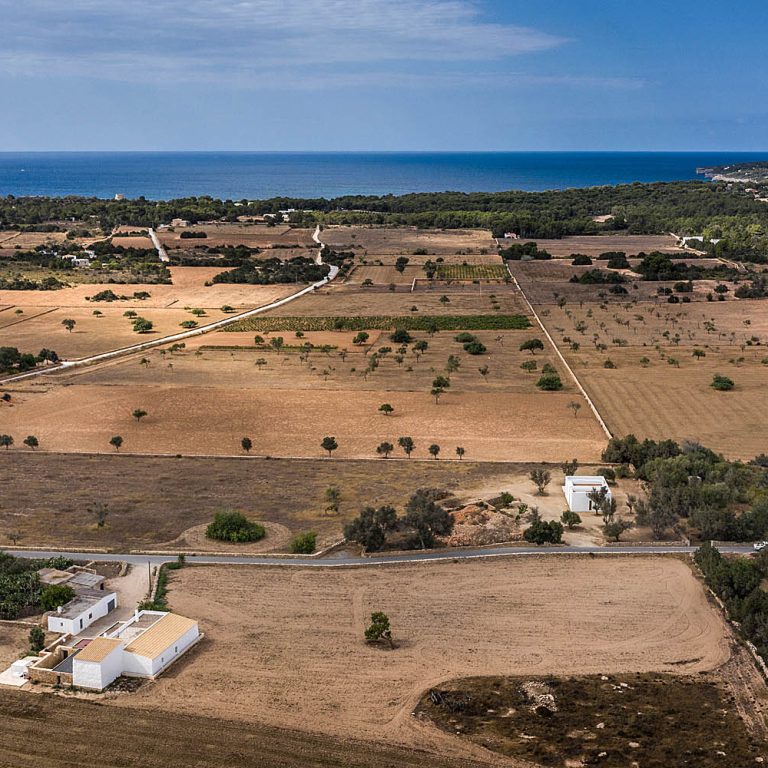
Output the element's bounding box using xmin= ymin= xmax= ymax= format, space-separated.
xmin=290 ymin=531 xmax=317 ymax=554
xmin=711 ymin=374 xmax=735 ymax=391
xmin=29 ymin=625 xmax=46 ymax=652
xmin=390 ymin=328 xmax=413 ymax=344
xmin=536 ymin=372 xmax=563 ymax=391
xmin=454 ymin=332 xmax=477 ymax=343
xmin=524 ymin=520 xmax=564 ymax=545
xmin=206 ymin=511 xmax=266 ymax=543
xmin=40 ymin=584 xmax=75 ymax=612
xmin=571 ymin=254 xmax=592 ymax=266
xmin=463 ymin=340 xmax=487 ymax=355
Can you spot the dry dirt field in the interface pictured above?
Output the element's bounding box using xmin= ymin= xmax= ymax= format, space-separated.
xmin=0 ymin=453 xmax=524 ymax=550
xmin=538 ymin=298 xmax=768 ymax=458
xmin=114 ymin=557 xmax=730 ymax=753
xmin=321 ymin=226 xmax=497 ymax=255
xmin=0 ymin=322 xmax=606 ymax=462
xmin=158 ymin=223 xmax=316 ymax=250
xmin=528 ymin=234 xmax=687 ymax=258
xmin=0 ymin=267 xmax=295 ymax=359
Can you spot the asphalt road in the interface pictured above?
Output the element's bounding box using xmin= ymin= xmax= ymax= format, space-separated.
xmin=4 ymin=544 xmax=755 ymax=568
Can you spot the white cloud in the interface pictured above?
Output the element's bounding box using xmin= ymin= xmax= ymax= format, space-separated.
xmin=0 ymin=0 xmax=570 ymax=85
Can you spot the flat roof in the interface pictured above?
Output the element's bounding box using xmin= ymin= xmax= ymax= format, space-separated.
xmin=56 ymin=589 xmax=114 ymax=620
xmin=125 ymin=613 xmax=197 ymax=659
xmin=68 ymin=572 xmax=105 ymax=589
xmin=75 ymin=637 xmax=123 ymax=663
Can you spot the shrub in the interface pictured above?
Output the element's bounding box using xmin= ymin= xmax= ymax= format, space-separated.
xmin=290 ymin=531 xmax=317 ymax=554
xmin=463 ymin=340 xmax=487 ymax=355
xmin=524 ymin=520 xmax=564 ymax=545
xmin=390 ymin=328 xmax=413 ymax=344
xmin=206 ymin=511 xmax=266 ymax=543
xmin=572 ymin=254 xmax=592 ymax=266
xmin=711 ymin=374 xmax=735 ymax=391
xmin=536 ymin=372 xmax=563 ymax=391
xmin=454 ymin=332 xmax=477 ymax=344
xmin=29 ymin=625 xmax=46 ymax=652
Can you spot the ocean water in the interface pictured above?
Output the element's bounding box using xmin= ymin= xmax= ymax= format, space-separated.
xmin=0 ymin=152 xmax=765 ymax=201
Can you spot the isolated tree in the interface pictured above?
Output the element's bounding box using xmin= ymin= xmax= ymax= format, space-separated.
xmin=132 ymin=318 xmax=153 ymax=333
xmin=109 ymin=435 xmax=123 ymax=451
xmin=132 ymin=408 xmax=148 ymax=423
xmin=521 ymin=360 xmax=537 ymax=373
xmin=90 ymin=502 xmax=109 ymax=529
xmin=324 ymin=486 xmax=341 ymax=516
xmin=270 ymin=336 xmax=285 ymax=352
xmin=445 ymin=355 xmax=460 ymax=373
xmin=456 ymin=446 xmax=465 ymax=460
xmin=364 ymin=612 xmax=394 ymax=648
xmin=28 ymin=625 xmax=45 ymax=653
xmin=428 ymin=443 xmax=441 ymax=460
xmin=430 ymin=387 xmax=444 ymax=405
xmin=241 ymin=437 xmax=253 ymax=453
xmin=413 ymin=340 xmax=428 ymax=360
xmin=561 ymin=458 xmax=579 ymax=476
xmin=626 ymin=493 xmax=637 ymax=514
xmin=22 ymin=435 xmax=39 ymax=450
xmin=61 ymin=318 xmax=76 ymax=333
xmin=255 ymin=358 xmax=267 ymax=370
xmin=394 ymin=256 xmax=410 ymax=273
xmin=352 ymin=332 xmax=370 ymax=345
xmin=520 ymin=338 xmax=544 ymax=354
xmin=524 ymin=519 xmax=564 ymax=545
xmin=692 ymin=349 xmax=706 ymax=361
xmin=432 ymin=375 xmax=450 ymax=390
xmin=568 ymin=401 xmax=582 ymax=418
xmin=140 ymin=357 xmax=150 ymax=368
xmin=321 ymin=436 xmax=338 ymax=457
xmin=0 ymin=434 xmax=14 ymax=450
xmin=7 ymin=531 xmax=23 ymax=545
xmin=530 ymin=468 xmax=551 ymax=495
xmin=376 ymin=441 xmax=394 ymax=459
xmin=398 ymin=436 xmax=415 ymax=458
xmin=478 ymin=365 xmax=489 ymax=379
xmin=561 ymin=510 xmax=582 ymax=529
xmin=379 ymin=403 xmax=394 ymax=416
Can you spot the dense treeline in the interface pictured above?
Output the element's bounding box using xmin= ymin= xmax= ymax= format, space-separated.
xmin=694 ymin=542 xmax=768 ymax=661
xmin=603 ymin=436 xmax=767 ymax=542
xmin=1 ymin=182 xmax=767 ymax=242
xmin=212 ymin=256 xmax=329 ymax=285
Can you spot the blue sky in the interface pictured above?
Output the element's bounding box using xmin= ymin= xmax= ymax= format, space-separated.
xmin=1 ymin=0 xmax=766 ymax=151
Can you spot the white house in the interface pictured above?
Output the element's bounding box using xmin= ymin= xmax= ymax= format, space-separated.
xmin=562 ymin=476 xmax=612 ymax=513
xmin=68 ymin=611 xmax=200 ymax=691
xmin=46 ymin=589 xmax=118 ymax=635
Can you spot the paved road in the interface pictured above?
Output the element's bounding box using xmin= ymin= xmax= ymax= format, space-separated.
xmin=4 ymin=544 xmax=754 ymax=569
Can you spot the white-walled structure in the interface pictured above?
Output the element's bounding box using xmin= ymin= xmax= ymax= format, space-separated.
xmin=66 ymin=611 xmax=200 ymax=691
xmin=46 ymin=590 xmax=118 ymax=634
xmin=71 ymin=638 xmax=124 ymax=691
xmin=562 ymin=476 xmax=611 ymax=513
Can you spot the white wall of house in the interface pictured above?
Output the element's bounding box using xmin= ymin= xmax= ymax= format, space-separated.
xmin=72 ymin=646 xmax=124 ymax=691
xmin=150 ymin=623 xmax=199 ymax=676
xmin=563 ymin=477 xmax=611 ymax=513
xmin=47 ymin=592 xmax=118 ymax=634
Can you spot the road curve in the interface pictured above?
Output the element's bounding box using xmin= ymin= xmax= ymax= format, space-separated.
xmin=3 ymin=544 xmax=754 ymax=569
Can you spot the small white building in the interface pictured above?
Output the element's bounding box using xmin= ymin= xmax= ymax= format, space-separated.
xmin=562 ymin=476 xmax=612 ymax=513
xmin=46 ymin=589 xmax=118 ymax=635
xmin=69 ymin=611 xmax=200 ymax=691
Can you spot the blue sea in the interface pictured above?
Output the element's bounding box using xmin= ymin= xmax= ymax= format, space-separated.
xmin=0 ymin=152 xmax=765 ymax=201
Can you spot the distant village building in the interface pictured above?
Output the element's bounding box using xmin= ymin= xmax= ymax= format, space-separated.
xmin=503 ymin=232 xmax=520 ymax=240
xmin=562 ymin=476 xmax=612 ymax=513
xmin=171 ymin=218 xmax=190 ymax=228
xmin=114 ymin=194 xmax=125 ymax=201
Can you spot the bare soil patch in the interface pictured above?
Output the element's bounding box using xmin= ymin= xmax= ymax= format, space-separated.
xmin=530 ymin=234 xmax=687 ymax=258
xmin=114 ymin=557 xmax=730 ymax=750
xmin=321 ymin=226 xmax=497 ymax=256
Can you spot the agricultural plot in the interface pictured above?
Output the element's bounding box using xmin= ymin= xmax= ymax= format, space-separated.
xmin=344 ymin=264 xmax=422 ymax=285
xmin=158 ymin=223 xmax=316 ymax=250
xmin=536 ymin=296 xmax=768 ymax=458
xmin=0 ymin=268 xmax=295 ymax=360
xmin=435 ymin=263 xmax=509 ymax=280
xmin=320 ymin=226 xmax=497 ymax=256
xmin=529 ymin=234 xmax=687 ymax=258
xmin=0 ymin=323 xmax=605 ymax=462
xmin=113 ymin=557 xmax=730 ymax=750
xmin=0 ymin=452 xmax=520 ymax=550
